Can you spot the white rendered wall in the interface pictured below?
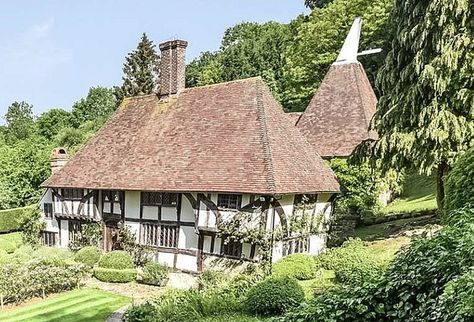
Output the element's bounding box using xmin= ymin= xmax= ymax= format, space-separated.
xmin=125 ymin=191 xmax=140 ymax=219
xmin=176 ymin=254 xmax=197 ymax=272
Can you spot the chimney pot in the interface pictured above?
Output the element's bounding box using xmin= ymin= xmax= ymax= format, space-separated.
xmin=159 ymin=39 xmax=188 ymax=97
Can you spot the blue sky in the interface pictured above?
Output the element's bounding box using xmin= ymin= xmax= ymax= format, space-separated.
xmin=0 ymin=1 xmax=308 ymax=118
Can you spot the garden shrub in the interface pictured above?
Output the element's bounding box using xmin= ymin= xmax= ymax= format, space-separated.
xmin=93 ymin=267 xmax=136 ymax=283
xmin=124 ymin=302 xmax=157 ymax=322
xmin=114 ymin=223 xmax=152 ymax=266
xmin=244 ymin=276 xmax=304 ymax=316
xmin=68 ymin=222 xmax=103 ymax=251
xmin=0 ymin=206 xmax=30 ymax=233
xmin=98 ymin=250 xmax=135 ymax=269
xmin=272 ymin=253 xmax=317 ymax=280
xmin=19 ymin=207 xmax=45 ymax=247
xmin=444 ymin=146 xmax=474 ymax=216
xmin=138 ymin=262 xmax=169 ymax=286
xmin=74 ymin=246 xmax=102 ymax=267
xmin=437 ymin=268 xmax=474 ymax=322
xmin=0 ymin=258 xmax=86 ymax=305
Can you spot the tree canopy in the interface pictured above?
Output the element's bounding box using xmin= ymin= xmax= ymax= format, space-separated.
xmin=71 ymin=86 xmax=117 ymax=126
xmin=3 ymin=101 xmax=35 ymax=143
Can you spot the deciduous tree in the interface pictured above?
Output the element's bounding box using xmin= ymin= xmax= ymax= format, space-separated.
xmin=4 ymin=101 xmax=35 ymax=143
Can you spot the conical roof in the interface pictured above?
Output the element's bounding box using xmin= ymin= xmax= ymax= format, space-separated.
xmin=43 ymin=77 xmax=339 ymax=194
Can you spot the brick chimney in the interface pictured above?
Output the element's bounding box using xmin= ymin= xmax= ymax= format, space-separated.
xmin=50 ymin=147 xmax=69 ymax=174
xmin=159 ymin=40 xmax=188 ymax=97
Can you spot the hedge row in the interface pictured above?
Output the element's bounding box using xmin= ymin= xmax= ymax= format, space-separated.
xmin=93 ymin=267 xmax=137 ymax=283
xmin=0 ymin=206 xmax=32 ymax=233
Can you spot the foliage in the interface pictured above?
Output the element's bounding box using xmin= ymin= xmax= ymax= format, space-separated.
xmin=36 ymin=108 xmax=71 ymax=140
xmin=437 ymin=268 xmax=474 ymax=322
xmin=366 ymin=0 xmax=474 ymax=208
xmin=117 ymin=33 xmax=160 ymax=99
xmin=138 ymin=262 xmax=169 ymax=286
xmin=68 ymin=222 xmax=102 ymax=251
xmin=98 ymin=250 xmax=135 ymax=270
xmin=114 ymin=223 xmax=152 ymax=267
xmin=70 ymin=86 xmax=117 ymax=127
xmin=0 ymin=206 xmax=31 ymax=233
xmin=19 ymin=207 xmax=46 ymax=248
xmin=74 ymin=246 xmax=102 ymax=267
xmin=124 ymin=302 xmax=157 ymax=322
xmin=315 ymin=239 xmax=388 ymax=285
xmin=0 ymin=258 xmax=86 ymax=305
xmin=304 ymin=0 xmax=334 ymax=9
xmin=283 ymin=0 xmax=393 ymax=111
xmin=444 ymin=146 xmax=474 ymax=216
xmin=272 ymin=253 xmax=317 ymax=280
xmin=3 ymin=101 xmax=35 ymax=143
xmin=0 ymin=232 xmax=23 ymax=253
xmin=93 ymin=267 xmax=136 ymax=283
xmin=0 ymin=288 xmax=130 ymax=322
xmin=244 ymin=276 xmax=304 ymax=316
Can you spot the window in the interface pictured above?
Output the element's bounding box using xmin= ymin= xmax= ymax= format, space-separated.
xmin=217 ymin=194 xmax=242 ymax=210
xmin=62 ymin=189 xmax=84 ymax=200
xmin=41 ymin=231 xmax=57 ymax=247
xmin=43 ymin=203 xmax=53 ymax=218
xmin=141 ymin=223 xmax=178 ymax=248
xmin=141 ymin=192 xmax=178 ymax=207
xmin=283 ymin=236 xmax=309 ymax=256
xmin=221 ymin=239 xmax=243 ymax=258
xmin=68 ymin=220 xmax=82 ymax=243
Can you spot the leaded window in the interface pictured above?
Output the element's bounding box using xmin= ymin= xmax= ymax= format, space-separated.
xmin=141 ymin=192 xmax=178 ymax=207
xmin=141 ymin=223 xmax=178 ymax=248
xmin=221 ymin=238 xmax=243 ymax=258
xmin=62 ymin=189 xmax=84 ymax=200
xmin=217 ymin=194 xmax=242 ymax=210
xmin=43 ymin=203 xmax=53 ymax=218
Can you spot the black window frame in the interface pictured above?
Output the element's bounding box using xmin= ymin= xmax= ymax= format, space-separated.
xmin=62 ymin=188 xmax=84 ymax=200
xmin=141 ymin=222 xmax=178 ymax=248
xmin=217 ymin=194 xmax=242 ymax=210
xmin=43 ymin=203 xmax=53 ymax=218
xmin=141 ymin=192 xmax=178 ymax=207
xmin=221 ymin=238 xmax=243 ymax=258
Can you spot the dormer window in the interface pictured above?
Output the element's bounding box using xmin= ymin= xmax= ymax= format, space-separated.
xmin=217 ymin=194 xmax=242 ymax=210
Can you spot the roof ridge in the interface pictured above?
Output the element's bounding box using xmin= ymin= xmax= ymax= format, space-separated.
xmin=182 ymin=76 xmax=262 ymax=92
xmin=255 ymin=79 xmax=276 ymax=194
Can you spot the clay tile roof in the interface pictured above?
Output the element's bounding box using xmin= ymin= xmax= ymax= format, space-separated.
xmin=43 ymin=77 xmax=339 ymax=194
xmin=296 ymin=63 xmax=377 ymax=158
xmin=286 ymin=112 xmax=303 ymax=126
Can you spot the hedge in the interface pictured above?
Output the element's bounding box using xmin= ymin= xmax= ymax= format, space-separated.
xmin=137 ymin=262 xmax=168 ymax=286
xmin=272 ymin=253 xmax=317 ymax=280
xmin=74 ymin=246 xmax=102 ymax=267
xmin=98 ymin=250 xmax=135 ymax=270
xmin=0 ymin=206 xmax=31 ymax=233
xmin=94 ymin=267 xmax=136 ymax=283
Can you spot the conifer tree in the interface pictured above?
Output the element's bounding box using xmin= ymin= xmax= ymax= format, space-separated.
xmin=367 ymin=0 xmax=473 ymax=210
xmin=117 ymin=33 xmax=160 ymax=100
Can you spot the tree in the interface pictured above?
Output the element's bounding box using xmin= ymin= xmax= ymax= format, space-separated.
xmin=186 ymin=51 xmax=223 ymax=87
xmin=283 ymin=0 xmax=393 ymax=111
xmin=36 ymin=108 xmax=71 ymax=140
xmin=4 ymin=101 xmax=35 ymax=143
xmin=368 ymin=0 xmax=473 ymax=210
xmin=71 ymin=87 xmax=117 ymax=127
xmin=117 ymin=33 xmax=160 ymax=99
xmin=304 ymin=0 xmax=334 ymax=9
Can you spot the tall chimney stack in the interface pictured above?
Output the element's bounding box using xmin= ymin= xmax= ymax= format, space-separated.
xmin=159 ymin=40 xmax=188 ymax=97
xmin=50 ymin=148 xmax=69 ymax=174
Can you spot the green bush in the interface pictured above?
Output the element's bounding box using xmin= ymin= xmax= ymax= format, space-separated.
xmin=68 ymin=223 xmax=103 ymax=251
xmin=445 ymin=146 xmax=474 ymax=216
xmin=98 ymin=250 xmax=135 ymax=269
xmin=244 ymin=276 xmax=304 ymax=316
xmin=124 ymin=302 xmax=157 ymax=322
xmin=19 ymin=207 xmax=45 ymax=247
xmin=93 ymin=267 xmax=137 ymax=283
xmin=0 ymin=206 xmax=31 ymax=233
xmin=138 ymin=262 xmax=168 ymax=286
xmin=272 ymin=253 xmax=317 ymax=280
xmin=438 ymin=268 xmax=474 ymax=322
xmin=0 ymin=258 xmax=86 ymax=305
xmin=74 ymin=246 xmax=102 ymax=267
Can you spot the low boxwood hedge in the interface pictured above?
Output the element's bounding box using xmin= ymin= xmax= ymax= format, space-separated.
xmin=75 ymin=246 xmax=102 ymax=267
xmin=98 ymin=250 xmax=135 ymax=269
xmin=94 ymin=267 xmax=136 ymax=283
xmin=0 ymin=206 xmax=31 ymax=233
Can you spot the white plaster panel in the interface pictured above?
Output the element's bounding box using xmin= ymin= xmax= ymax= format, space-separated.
xmin=180 ymin=194 xmax=195 ymax=223
xmin=157 ymin=252 xmax=175 ymax=268
xmin=161 ymin=206 xmax=177 ymax=221
xmin=176 ymin=254 xmax=197 ymax=272
xmin=214 ymin=237 xmax=222 ymax=254
xmin=125 ymin=221 xmax=140 ymax=243
xmin=266 ymin=207 xmax=281 ymax=231
xmin=179 ymin=226 xmax=199 ymax=250
xmin=44 ymin=219 xmax=59 ymax=232
xmin=241 ymin=194 xmax=250 ymax=206
xmin=143 ymin=206 xmax=158 ymax=220
xmin=125 ymin=191 xmax=140 ymax=219
xmin=60 ymin=219 xmax=69 ymax=247
xmin=309 ymin=234 xmax=326 ymax=255
xmin=272 ymin=241 xmax=284 ymax=263
xmin=279 ymin=194 xmax=295 ymax=217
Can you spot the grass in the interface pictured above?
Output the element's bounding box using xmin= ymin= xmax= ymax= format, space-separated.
xmin=0 ymin=288 xmax=131 ymax=322
xmin=380 ymin=172 xmax=437 ymax=214
xmin=0 ymin=232 xmax=23 ymax=253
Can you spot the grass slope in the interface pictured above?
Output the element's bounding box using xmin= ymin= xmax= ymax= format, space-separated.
xmin=0 ymin=232 xmax=22 ymax=253
xmin=0 ymin=288 xmax=130 ymax=322
xmin=381 ymin=172 xmax=437 ymax=214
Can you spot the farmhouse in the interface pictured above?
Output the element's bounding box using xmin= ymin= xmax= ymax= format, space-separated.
xmin=39 ymin=39 xmax=340 ymax=272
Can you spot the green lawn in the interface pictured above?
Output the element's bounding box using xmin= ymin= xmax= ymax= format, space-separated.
xmin=0 ymin=232 xmax=23 ymax=253
xmin=0 ymin=288 xmax=130 ymax=322
xmin=380 ymin=172 xmax=437 ymax=214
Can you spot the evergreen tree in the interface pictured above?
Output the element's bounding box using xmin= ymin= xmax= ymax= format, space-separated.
xmin=368 ymin=0 xmax=473 ymax=210
xmin=117 ymin=33 xmax=160 ymax=100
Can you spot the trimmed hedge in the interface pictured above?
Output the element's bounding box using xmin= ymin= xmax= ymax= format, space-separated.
xmin=244 ymin=276 xmax=305 ymax=316
xmin=0 ymin=206 xmax=31 ymax=233
xmin=272 ymin=253 xmax=317 ymax=280
xmin=445 ymin=146 xmax=474 ymax=216
xmin=138 ymin=262 xmax=168 ymax=286
xmin=75 ymin=246 xmax=102 ymax=267
xmin=94 ymin=267 xmax=137 ymax=283
xmin=98 ymin=250 xmax=135 ymax=269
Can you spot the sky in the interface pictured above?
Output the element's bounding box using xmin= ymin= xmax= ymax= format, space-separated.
xmin=0 ymin=1 xmax=308 ymax=119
